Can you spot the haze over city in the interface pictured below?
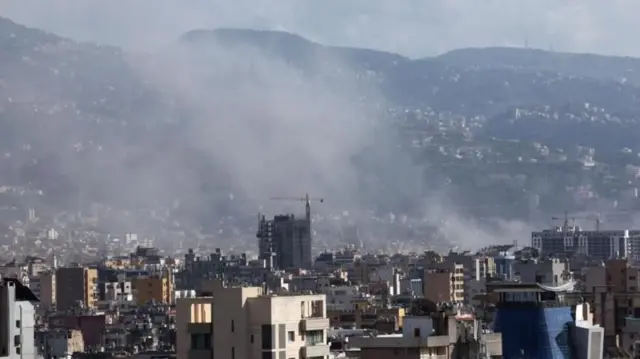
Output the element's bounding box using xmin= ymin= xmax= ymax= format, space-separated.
xmin=2 ymin=2 xmax=640 ymax=359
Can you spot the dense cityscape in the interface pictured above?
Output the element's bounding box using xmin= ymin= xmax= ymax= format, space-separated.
xmin=3 ymin=5 xmax=640 ymax=359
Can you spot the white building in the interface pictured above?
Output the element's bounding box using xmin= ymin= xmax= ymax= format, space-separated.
xmin=0 ymin=278 xmax=38 ymax=359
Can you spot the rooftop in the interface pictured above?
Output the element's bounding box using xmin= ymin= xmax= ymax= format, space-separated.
xmin=2 ymin=277 xmax=39 ymax=302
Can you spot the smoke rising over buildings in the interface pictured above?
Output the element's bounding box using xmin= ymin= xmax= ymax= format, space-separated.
xmin=7 ymin=2 xmax=633 ymax=250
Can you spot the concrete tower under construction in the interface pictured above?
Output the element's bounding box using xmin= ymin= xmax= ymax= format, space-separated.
xmin=257 ymin=195 xmax=317 ymax=270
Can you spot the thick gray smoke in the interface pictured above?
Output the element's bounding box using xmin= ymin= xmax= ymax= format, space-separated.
xmin=134 ymin=34 xmax=380 ymax=215
xmin=0 ymin=7 xmax=550 ymax=251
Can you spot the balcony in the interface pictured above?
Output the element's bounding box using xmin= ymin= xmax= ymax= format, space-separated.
xmin=188 ymin=323 xmax=212 ymax=334
xmin=349 ymin=334 xmax=451 ymax=348
xmin=300 ymin=317 xmax=329 ymax=331
xmin=300 ymin=344 xmax=330 ymax=358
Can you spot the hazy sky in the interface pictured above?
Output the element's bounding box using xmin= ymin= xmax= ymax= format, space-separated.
xmin=1 ymin=0 xmax=636 ymax=58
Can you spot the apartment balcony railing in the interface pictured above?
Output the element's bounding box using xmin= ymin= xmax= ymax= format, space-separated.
xmin=300 ymin=343 xmax=330 ymax=358
xmin=300 ymin=317 xmax=329 ymax=331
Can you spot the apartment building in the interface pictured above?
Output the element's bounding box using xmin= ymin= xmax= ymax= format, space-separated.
xmin=177 ymin=280 xmax=331 ymax=359
xmin=0 ymin=278 xmax=39 ymax=359
xmin=103 ymin=280 xmax=133 ymax=302
xmin=513 ymin=258 xmax=568 ymax=285
xmin=423 ymin=263 xmax=464 ymax=303
xmin=55 ymin=267 xmax=97 ymax=311
xmin=41 ymin=329 xmax=84 ymax=358
xmin=132 ymin=276 xmax=171 ymax=306
xmin=581 ymin=259 xmax=640 ymax=351
xmin=176 ymin=296 xmax=212 ymax=359
xmin=440 ymin=253 xmax=494 ymax=302
xmin=349 ymin=316 xmax=459 ymax=359
xmin=29 ymin=271 xmax=55 ymax=309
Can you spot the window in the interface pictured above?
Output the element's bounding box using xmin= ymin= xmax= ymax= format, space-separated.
xmin=250 ymin=334 xmax=254 ymax=344
xmin=231 ymin=347 xmax=235 ymax=359
xmin=231 ymin=319 xmax=235 ymax=332
xmin=288 ymin=331 xmax=295 ymax=342
xmin=15 ymin=347 xmax=20 ymax=355
xmin=261 ymin=325 xmax=273 ymax=350
xmin=311 ymin=300 xmax=324 ymax=318
xmin=305 ymin=330 xmax=323 ymax=346
xmin=15 ymin=320 xmax=20 ymax=328
xmin=414 ymin=328 xmax=421 ymax=337
xmin=190 ymin=334 xmax=211 ymax=350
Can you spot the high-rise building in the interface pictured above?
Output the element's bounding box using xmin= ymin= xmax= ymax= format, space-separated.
xmin=531 ymin=225 xmax=640 ymax=261
xmin=55 ymin=267 xmax=97 ymax=311
xmin=0 ymin=278 xmax=39 ymax=359
xmin=257 ymin=195 xmax=318 ymax=270
xmin=257 ymin=213 xmax=312 ymax=270
xmin=177 ymin=281 xmax=330 ymax=359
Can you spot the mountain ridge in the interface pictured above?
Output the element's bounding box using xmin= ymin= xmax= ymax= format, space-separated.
xmin=2 ymin=16 xmax=640 ymax=236
xmin=4 ymin=15 xmax=640 ymax=81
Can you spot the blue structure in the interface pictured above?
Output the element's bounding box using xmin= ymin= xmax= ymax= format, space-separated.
xmin=494 ymin=255 xmax=515 ymax=280
xmin=491 ymin=283 xmax=573 ymax=359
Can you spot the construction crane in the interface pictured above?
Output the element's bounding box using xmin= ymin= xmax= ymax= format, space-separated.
xmin=552 ymin=212 xmax=602 ymax=231
xmin=270 ymin=193 xmax=324 ymax=221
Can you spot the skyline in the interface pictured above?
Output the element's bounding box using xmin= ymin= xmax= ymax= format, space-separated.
xmin=1 ymin=0 xmax=638 ymax=58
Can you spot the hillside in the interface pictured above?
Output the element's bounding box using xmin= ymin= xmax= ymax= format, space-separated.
xmin=1 ymin=16 xmax=640 ymax=240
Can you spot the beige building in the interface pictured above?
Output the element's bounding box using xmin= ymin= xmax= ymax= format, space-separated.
xmin=55 ymin=267 xmax=98 ymax=311
xmin=580 ymin=259 xmax=640 ymax=352
xmin=349 ymin=315 xmax=501 ymax=359
xmin=176 ymin=296 xmax=212 ymax=359
xmin=43 ymin=329 xmax=84 ymax=358
xmin=423 ymin=263 xmax=464 ymax=303
xmin=177 ymin=280 xmax=331 ymax=359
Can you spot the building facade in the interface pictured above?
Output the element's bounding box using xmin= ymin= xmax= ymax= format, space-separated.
xmin=257 ymin=214 xmax=312 ymax=270
xmin=55 ymin=267 xmax=97 ymax=311
xmin=0 ymin=278 xmax=38 ymax=359
xmin=423 ymin=263 xmax=464 ymax=303
xmin=531 ymin=226 xmax=640 ymax=261
xmin=177 ymin=281 xmax=330 ymax=359
xmin=491 ymin=283 xmax=573 ymax=359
